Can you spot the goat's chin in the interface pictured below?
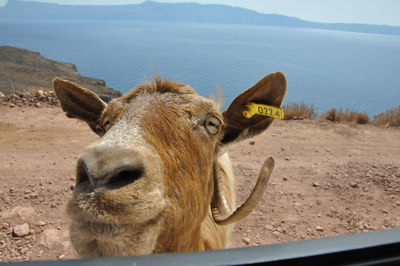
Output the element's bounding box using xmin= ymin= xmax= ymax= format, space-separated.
xmin=67 ymin=191 xmax=167 ymax=257
xmin=68 ymin=218 xmax=164 ymax=258
xmin=66 ymin=179 xmax=167 ymax=257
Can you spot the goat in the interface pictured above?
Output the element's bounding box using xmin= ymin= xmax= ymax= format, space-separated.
xmin=53 ymin=72 xmax=286 ymax=257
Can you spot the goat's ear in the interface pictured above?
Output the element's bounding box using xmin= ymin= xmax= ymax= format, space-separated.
xmin=218 ymin=72 xmax=286 ymax=150
xmin=53 ymin=77 xmax=107 ymax=135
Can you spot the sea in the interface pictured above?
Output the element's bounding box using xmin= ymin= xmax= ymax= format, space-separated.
xmin=1 ymin=19 xmax=399 ymax=116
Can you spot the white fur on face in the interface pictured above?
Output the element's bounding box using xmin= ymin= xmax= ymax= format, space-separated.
xmin=72 ymin=95 xmax=167 ymax=224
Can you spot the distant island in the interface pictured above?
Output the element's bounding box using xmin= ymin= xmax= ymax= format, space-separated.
xmin=0 ymin=46 xmax=121 ymax=101
xmin=1 ymin=0 xmax=400 ymax=36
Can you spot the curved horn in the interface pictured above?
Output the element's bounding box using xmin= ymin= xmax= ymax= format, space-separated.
xmin=211 ymin=157 xmax=274 ymax=226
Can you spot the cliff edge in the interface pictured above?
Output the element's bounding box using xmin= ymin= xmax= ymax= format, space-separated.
xmin=0 ymin=46 xmax=121 ymax=102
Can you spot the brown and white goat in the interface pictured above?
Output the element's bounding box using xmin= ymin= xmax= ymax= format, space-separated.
xmin=53 ymin=72 xmax=286 ymax=257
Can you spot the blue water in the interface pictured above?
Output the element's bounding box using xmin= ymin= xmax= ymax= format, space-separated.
xmin=1 ymin=19 xmax=399 ymax=115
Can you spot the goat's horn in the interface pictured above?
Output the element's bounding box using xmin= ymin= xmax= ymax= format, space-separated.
xmin=212 ymin=157 xmax=274 ymax=225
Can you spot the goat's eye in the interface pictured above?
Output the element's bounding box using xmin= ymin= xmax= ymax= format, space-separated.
xmin=205 ymin=116 xmax=221 ymax=135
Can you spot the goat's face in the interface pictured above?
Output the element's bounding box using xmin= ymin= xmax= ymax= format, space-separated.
xmin=71 ymin=86 xmax=222 ymax=227
xmin=53 ymin=73 xmax=286 ymax=256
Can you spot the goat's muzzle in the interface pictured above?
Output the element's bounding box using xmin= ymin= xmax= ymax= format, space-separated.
xmin=76 ymin=147 xmax=145 ymax=191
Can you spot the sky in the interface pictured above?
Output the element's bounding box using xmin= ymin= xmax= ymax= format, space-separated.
xmin=1 ymin=0 xmax=400 ymax=27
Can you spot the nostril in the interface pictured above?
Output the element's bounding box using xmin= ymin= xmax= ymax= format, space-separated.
xmin=106 ymin=167 xmax=144 ymax=190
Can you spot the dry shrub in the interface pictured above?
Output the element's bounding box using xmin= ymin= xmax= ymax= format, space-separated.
xmin=355 ymin=113 xmax=369 ymax=124
xmin=324 ymin=108 xmax=337 ymax=122
xmin=322 ymin=108 xmax=369 ymax=124
xmin=373 ymin=106 xmax=400 ymax=127
xmin=283 ymin=102 xmax=317 ymax=120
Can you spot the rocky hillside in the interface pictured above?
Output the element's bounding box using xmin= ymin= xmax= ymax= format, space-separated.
xmin=0 ymin=46 xmax=121 ymax=101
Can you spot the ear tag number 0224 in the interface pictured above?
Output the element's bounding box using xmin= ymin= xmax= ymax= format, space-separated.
xmin=243 ymin=102 xmax=284 ymax=119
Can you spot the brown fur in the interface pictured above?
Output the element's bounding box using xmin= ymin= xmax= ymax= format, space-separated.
xmin=53 ymin=72 xmax=286 ymax=257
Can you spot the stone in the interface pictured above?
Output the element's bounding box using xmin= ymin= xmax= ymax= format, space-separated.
xmin=350 ymin=182 xmax=359 ymax=188
xmin=36 ymin=90 xmax=44 ymax=97
xmin=40 ymin=229 xmax=70 ymax=250
xmin=294 ymin=202 xmax=301 ymax=207
xmin=249 ymin=140 xmax=255 ymax=145
xmin=2 ymin=223 xmax=9 ymax=230
xmin=16 ymin=207 xmax=37 ymax=222
xmin=242 ymin=237 xmax=251 ymax=245
xmin=0 ymin=206 xmax=38 ymax=226
xmin=264 ymin=225 xmax=273 ymax=231
xmin=316 ymin=226 xmax=324 ymax=232
xmin=36 ymin=221 xmax=47 ymax=226
xmin=35 ymin=102 xmax=41 ymax=108
xmin=312 ymin=182 xmax=320 ymax=187
xmin=20 ymin=247 xmax=29 ymax=254
xmin=13 ymin=223 xmax=30 ymax=237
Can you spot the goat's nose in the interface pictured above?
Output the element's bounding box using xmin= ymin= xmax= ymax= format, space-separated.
xmin=76 ymin=148 xmax=145 ymax=190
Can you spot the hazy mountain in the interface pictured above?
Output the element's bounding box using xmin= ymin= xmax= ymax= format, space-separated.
xmin=1 ymin=0 xmax=399 ymax=35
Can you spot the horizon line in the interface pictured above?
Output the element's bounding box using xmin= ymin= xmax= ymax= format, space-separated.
xmin=1 ymin=0 xmax=400 ymax=28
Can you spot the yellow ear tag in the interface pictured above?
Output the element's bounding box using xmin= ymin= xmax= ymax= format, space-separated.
xmin=243 ymin=102 xmax=285 ymax=119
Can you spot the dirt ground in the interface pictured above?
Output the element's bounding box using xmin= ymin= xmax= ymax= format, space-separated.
xmin=0 ymin=104 xmax=399 ymax=262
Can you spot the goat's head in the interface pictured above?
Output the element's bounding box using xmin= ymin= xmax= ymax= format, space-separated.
xmin=53 ymin=72 xmax=286 ymax=256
